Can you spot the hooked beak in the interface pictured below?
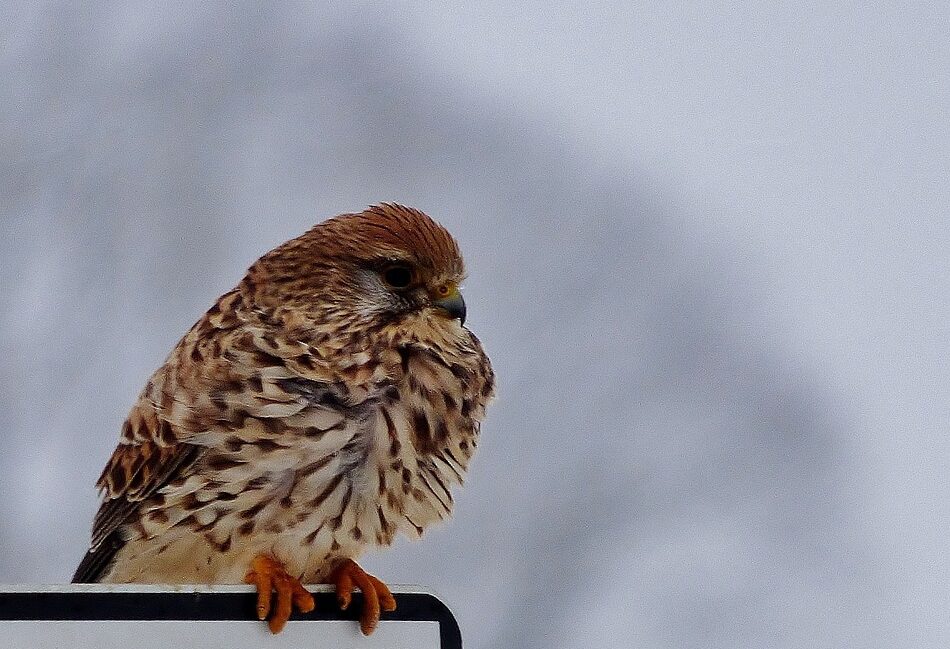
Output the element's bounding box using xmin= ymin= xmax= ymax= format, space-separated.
xmin=433 ymin=288 xmax=467 ymax=325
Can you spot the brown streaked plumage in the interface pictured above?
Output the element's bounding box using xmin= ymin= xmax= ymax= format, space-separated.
xmin=72 ymin=204 xmax=495 ymax=634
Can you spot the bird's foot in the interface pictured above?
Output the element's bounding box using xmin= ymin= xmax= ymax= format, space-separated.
xmin=244 ymin=554 xmax=315 ymax=633
xmin=327 ymin=558 xmax=396 ymax=635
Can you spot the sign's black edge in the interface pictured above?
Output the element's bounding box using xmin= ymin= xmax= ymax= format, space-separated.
xmin=0 ymin=591 xmax=462 ymax=649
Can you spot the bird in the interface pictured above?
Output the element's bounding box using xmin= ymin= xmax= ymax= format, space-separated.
xmin=71 ymin=203 xmax=495 ymax=635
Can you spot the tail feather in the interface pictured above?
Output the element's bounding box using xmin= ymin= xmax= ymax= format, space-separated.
xmin=71 ymin=529 xmax=124 ymax=583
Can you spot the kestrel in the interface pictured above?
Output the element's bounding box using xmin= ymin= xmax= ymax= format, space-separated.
xmin=72 ymin=204 xmax=495 ymax=634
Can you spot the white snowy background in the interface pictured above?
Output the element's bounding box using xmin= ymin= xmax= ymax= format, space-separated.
xmin=2 ymin=3 xmax=949 ymax=648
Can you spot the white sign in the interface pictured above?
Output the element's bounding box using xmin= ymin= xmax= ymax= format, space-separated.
xmin=0 ymin=585 xmax=460 ymax=649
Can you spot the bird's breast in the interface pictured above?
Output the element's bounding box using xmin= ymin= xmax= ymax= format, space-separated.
xmin=125 ymin=334 xmax=492 ymax=583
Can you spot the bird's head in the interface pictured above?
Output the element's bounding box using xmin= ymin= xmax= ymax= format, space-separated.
xmin=242 ymin=204 xmax=469 ymax=337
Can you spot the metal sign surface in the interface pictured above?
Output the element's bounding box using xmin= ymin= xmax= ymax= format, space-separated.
xmin=0 ymin=585 xmax=461 ymax=649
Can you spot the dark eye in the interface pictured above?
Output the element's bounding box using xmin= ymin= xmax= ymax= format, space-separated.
xmin=382 ymin=265 xmax=413 ymax=289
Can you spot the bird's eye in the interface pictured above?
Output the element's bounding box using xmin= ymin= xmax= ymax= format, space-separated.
xmin=382 ymin=265 xmax=413 ymax=289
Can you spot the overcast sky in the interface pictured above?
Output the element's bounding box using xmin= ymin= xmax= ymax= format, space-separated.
xmin=2 ymin=3 xmax=949 ymax=648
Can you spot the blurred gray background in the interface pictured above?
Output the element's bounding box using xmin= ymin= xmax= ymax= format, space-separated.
xmin=2 ymin=2 xmax=949 ymax=648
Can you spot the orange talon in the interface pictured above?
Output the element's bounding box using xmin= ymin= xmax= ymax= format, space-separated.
xmin=327 ymin=559 xmax=396 ymax=635
xmin=368 ymin=573 xmax=397 ymax=612
xmin=244 ymin=555 xmax=315 ymax=634
xmin=292 ymin=580 xmax=316 ymax=613
xmin=335 ymin=568 xmax=354 ymax=610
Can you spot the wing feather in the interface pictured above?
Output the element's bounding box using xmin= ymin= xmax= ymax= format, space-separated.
xmin=73 ymin=287 xmax=367 ymax=583
xmin=72 ymin=425 xmax=204 ymax=583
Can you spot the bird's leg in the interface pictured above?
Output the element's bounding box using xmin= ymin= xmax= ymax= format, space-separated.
xmin=244 ymin=554 xmax=315 ymax=633
xmin=326 ymin=558 xmax=397 ymax=635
